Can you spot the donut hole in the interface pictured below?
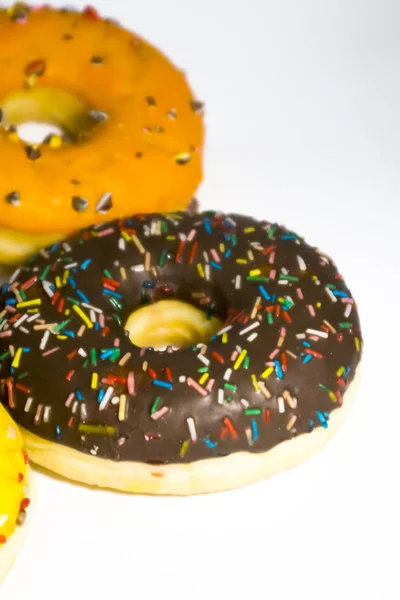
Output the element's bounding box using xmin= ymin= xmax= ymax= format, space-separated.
xmin=124 ymin=299 xmax=224 ymax=349
xmin=0 ymin=87 xmax=102 ymax=144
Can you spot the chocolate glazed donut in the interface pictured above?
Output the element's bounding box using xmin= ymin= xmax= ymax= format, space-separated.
xmin=0 ymin=211 xmax=362 ymax=494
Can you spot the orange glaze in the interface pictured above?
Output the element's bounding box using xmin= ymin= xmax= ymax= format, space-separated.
xmin=0 ymin=4 xmax=204 ymax=236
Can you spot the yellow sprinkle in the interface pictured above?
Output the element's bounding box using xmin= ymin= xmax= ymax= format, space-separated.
xmin=11 ymin=347 xmax=22 ymax=369
xmin=336 ymin=366 xmax=345 ymax=377
xmin=166 ymin=235 xmax=176 ymax=241
xmin=261 ymin=366 xmax=274 ymax=379
xmin=16 ymin=299 xmax=41 ymax=308
xmin=249 ymin=269 xmax=261 ymax=277
xmin=121 ymin=230 xmax=131 ymax=242
xmin=236 ymin=258 xmax=247 ymax=264
xmin=62 ymin=270 xmax=69 ymax=285
xmin=27 ymin=309 xmax=39 ymax=314
xmin=199 ymin=373 xmax=209 ymax=385
xmin=251 ymin=374 xmax=259 ymax=391
xmin=49 ymin=134 xmax=63 ymax=149
xmin=219 ymin=243 xmax=225 ymax=253
xmin=247 ymin=250 xmax=254 ymax=261
xmin=120 ymin=267 xmax=127 ymax=281
xmin=55 ymin=276 xmax=62 ymax=289
xmin=78 ymin=424 xmax=116 ymax=435
xmin=65 ymin=309 xmax=70 ymax=316
xmin=57 ymin=335 xmax=68 ymax=340
xmin=329 ymin=391 xmax=337 ymax=403
xmin=73 ymin=305 xmax=93 ymax=329
xmin=180 ymin=439 xmax=190 ymax=458
xmin=197 ymin=263 xmax=205 ymax=278
xmin=244 ymin=227 xmax=255 ymax=233
xmin=131 ymin=234 xmax=145 ymax=254
xmin=234 ymin=349 xmax=247 ymax=370
xmin=222 ymin=332 xmax=228 ymax=344
xmin=144 ymin=251 xmax=151 ymax=270
xmin=316 ymin=302 xmax=322 ymax=308
xmin=118 ymin=394 xmax=128 ymax=421
xmin=91 ymin=373 xmax=98 ymax=389
xmin=355 ymin=337 xmax=361 ymax=352
xmin=8 ymin=130 xmax=19 ymax=143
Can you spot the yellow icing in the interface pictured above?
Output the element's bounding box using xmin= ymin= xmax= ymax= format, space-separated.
xmin=0 ymin=227 xmax=62 ymax=265
xmin=0 ymin=405 xmax=27 ymax=544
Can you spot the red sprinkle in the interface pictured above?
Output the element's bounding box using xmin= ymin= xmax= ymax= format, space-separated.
xmin=188 ymin=241 xmax=198 ymax=264
xmin=264 ymin=408 xmax=270 ymax=424
xmin=20 ymin=276 xmax=38 ymax=290
xmin=147 ymin=368 xmax=157 ymax=380
xmin=212 ymin=351 xmax=224 ymax=364
xmin=83 ymin=6 xmax=100 ymax=20
xmin=165 ymin=367 xmax=173 ymax=382
xmin=17 ymin=472 xmax=24 ymax=483
xmin=20 ymin=498 xmax=30 ymax=510
xmin=175 ymin=240 xmax=185 ymax=263
xmin=283 ymin=311 xmax=292 ymax=324
xmin=223 ymin=417 xmax=238 ymax=440
xmin=101 ymin=327 xmax=110 ymax=337
xmin=0 ymin=535 xmax=6 ymax=544
xmin=67 ymin=349 xmax=78 ymax=360
xmin=15 ymin=383 xmax=31 ymax=394
xmin=65 ymin=370 xmax=75 ymax=382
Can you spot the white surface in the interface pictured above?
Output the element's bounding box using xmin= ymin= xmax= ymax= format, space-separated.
xmin=2 ymin=1 xmax=400 ymax=599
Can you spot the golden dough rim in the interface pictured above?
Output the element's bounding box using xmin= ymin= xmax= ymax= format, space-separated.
xmin=20 ymin=373 xmax=360 ymax=496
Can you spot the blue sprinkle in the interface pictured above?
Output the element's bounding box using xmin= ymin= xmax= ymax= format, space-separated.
xmin=251 ymin=419 xmax=259 ymax=441
xmin=94 ymin=322 xmax=100 ymax=330
xmin=302 ymin=354 xmax=313 ymax=364
xmin=302 ymin=340 xmax=311 ymax=347
xmin=309 ymin=419 xmax=315 ymax=432
xmin=103 ymin=289 xmax=122 ymax=299
xmin=97 ymin=389 xmax=105 ymax=403
xmin=258 ymin=285 xmax=271 ymax=301
xmin=100 ymin=349 xmax=114 ymax=359
xmin=142 ymin=280 xmax=155 ymax=288
xmin=274 ymin=360 xmax=283 ymax=379
xmin=56 ymin=426 xmax=61 ymax=438
xmin=5 ymin=299 xmax=16 ymax=305
xmin=210 ymin=261 xmax=222 ymax=270
xmin=333 ymin=290 xmax=349 ymax=297
xmin=204 ymin=219 xmax=212 ymax=234
xmin=67 ymin=276 xmax=77 ymax=288
xmin=271 ymin=294 xmax=277 ymax=303
xmin=203 ymin=437 xmax=217 ymax=449
xmin=22 ymin=348 xmax=31 ymax=353
xmin=316 ymin=411 xmax=328 ymax=428
xmin=76 ymin=290 xmax=90 ymax=303
xmin=153 ymin=380 xmax=173 ymax=390
xmin=343 ymin=366 xmax=351 ymax=376
xmin=62 ymin=330 xmax=75 ymax=338
xmin=50 ymin=243 xmax=60 ymax=252
xmin=281 ymin=234 xmax=296 ymax=240
xmin=76 ymin=390 xmax=83 ymax=401
xmin=224 ymin=249 xmax=232 ymax=258
xmin=80 ymin=259 xmax=92 ymax=270
xmin=1 ymin=285 xmax=9 ymax=293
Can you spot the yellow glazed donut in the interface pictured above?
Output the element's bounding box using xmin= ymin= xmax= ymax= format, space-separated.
xmin=0 ymin=4 xmax=204 ymax=264
xmin=0 ymin=404 xmax=34 ymax=583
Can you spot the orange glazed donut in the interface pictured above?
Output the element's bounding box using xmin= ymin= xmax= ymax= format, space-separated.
xmin=0 ymin=4 xmax=204 ymax=264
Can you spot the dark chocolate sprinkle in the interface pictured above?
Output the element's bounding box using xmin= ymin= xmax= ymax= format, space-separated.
xmin=167 ymin=109 xmax=177 ymax=120
xmin=95 ymin=193 xmax=113 ymax=214
xmin=71 ymin=196 xmax=89 ymax=212
xmin=91 ymin=55 xmax=104 ymax=64
xmin=63 ymin=34 xmax=74 ymax=41
xmin=175 ymin=153 xmax=191 ymax=165
xmin=146 ymin=96 xmax=156 ymax=106
xmin=70 ymin=179 xmax=81 ymax=186
xmin=24 ymin=145 xmax=41 ymax=161
xmin=190 ymin=100 xmax=205 ymax=115
xmin=5 ymin=191 xmax=20 ymax=206
xmin=88 ymin=110 xmax=109 ymax=123
xmin=0 ymin=108 xmax=3 ymax=125
xmin=135 ymin=152 xmax=143 ymax=159
xmin=24 ymin=59 xmax=46 ymax=77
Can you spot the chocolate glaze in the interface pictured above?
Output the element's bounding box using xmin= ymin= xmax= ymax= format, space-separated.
xmin=0 ymin=212 xmax=362 ymax=464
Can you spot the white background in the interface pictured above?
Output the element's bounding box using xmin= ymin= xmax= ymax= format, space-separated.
xmin=2 ymin=1 xmax=400 ymax=599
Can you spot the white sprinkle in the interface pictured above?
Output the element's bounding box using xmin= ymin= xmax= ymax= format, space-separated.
xmin=42 ymin=281 xmax=54 ymax=298
xmin=245 ymin=427 xmax=253 ymax=446
xmin=72 ymin=400 xmax=79 ymax=414
xmin=9 ymin=268 xmax=21 ymax=285
xmin=217 ymin=325 xmax=232 ymax=336
xmin=344 ymin=303 xmax=352 ymax=318
xmin=286 ymin=414 xmax=297 ymax=431
xmin=64 ymin=262 xmax=78 ymax=269
xmin=296 ymin=333 xmax=306 ymax=339
xmin=19 ymin=327 xmax=29 ymax=334
xmin=99 ymin=386 xmax=114 ymax=411
xmin=43 ymin=406 xmax=51 ymax=423
xmin=24 ymin=397 xmax=33 ymax=412
xmin=62 ymin=243 xmax=72 ymax=252
xmin=247 ymin=332 xmax=258 ymax=342
xmin=235 ymin=275 xmax=241 ymax=289
xmin=179 ymin=375 xmax=186 ymax=383
xmin=78 ymin=348 xmax=87 ymax=357
xmin=111 ymin=395 xmax=120 ymax=406
xmin=197 ymin=353 xmax=210 ymax=366
xmin=90 ymin=309 xmax=96 ymax=323
xmin=218 ymin=389 xmax=224 ymax=404
xmin=39 ymin=329 xmax=50 ymax=350
xmin=132 ymin=264 xmax=145 ymax=272
xmin=297 ymin=255 xmax=307 ymax=271
xmin=306 ymin=328 xmax=329 ymax=339
xmin=240 ymin=398 xmax=250 ymax=408
xmin=325 ymin=287 xmax=337 ymax=302
xmin=223 ymin=368 xmax=232 ymax=381
xmin=13 ymin=313 xmax=29 ymax=328
xmin=203 ymin=250 xmax=209 ymax=263
xmin=278 ymin=396 xmax=285 ymax=413
xmin=186 ymin=417 xmax=197 ymax=442
xmin=278 ymin=279 xmax=289 ymax=285
xmin=118 ymin=238 xmax=126 ymax=251
xmin=81 ymin=303 xmax=103 ymax=314
xmin=27 ymin=312 xmax=40 ymax=323
xmin=205 ymin=264 xmax=211 ymax=281
xmin=239 ymin=321 xmax=260 ymax=336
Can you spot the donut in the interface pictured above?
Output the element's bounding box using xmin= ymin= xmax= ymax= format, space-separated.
xmin=0 ymin=405 xmax=34 ymax=582
xmin=0 ymin=4 xmax=204 ymax=265
xmin=0 ymin=211 xmax=363 ymax=495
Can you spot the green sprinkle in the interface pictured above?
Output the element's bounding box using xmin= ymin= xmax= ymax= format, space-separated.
xmin=161 ymin=220 xmax=168 ymax=233
xmin=103 ymin=269 xmax=113 ymax=279
xmin=244 ymin=408 xmax=261 ymax=416
xmin=159 ymin=249 xmax=167 ymax=267
xmin=40 ymin=265 xmax=51 ymax=281
xmin=0 ymin=351 xmax=10 ymax=360
xmin=90 ymin=348 xmax=97 ymax=366
xmin=243 ymin=356 xmax=250 ymax=369
xmin=66 ymin=296 xmax=80 ymax=306
xmin=267 ymin=312 xmax=274 ymax=325
xmin=339 ymin=322 xmax=351 ymax=329
xmin=82 ymin=359 xmax=89 ymax=368
xmin=267 ymin=225 xmax=277 ymax=239
xmin=197 ymin=367 xmax=209 ymax=373
xmin=112 ymin=313 xmax=122 ymax=326
xmin=224 ymin=383 xmax=237 ymax=391
xmin=110 ymin=298 xmax=122 ymax=311
xmin=319 ymin=383 xmax=330 ymax=392
xmin=246 ymin=276 xmax=269 ymax=282
xmin=109 ymin=349 xmax=121 ymax=362
xmin=17 ymin=371 xmax=28 ymax=380
xmin=279 ymin=275 xmax=299 ymax=282
xmin=53 ymin=319 xmax=71 ymax=332
xmin=150 ymin=396 xmax=162 ymax=414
